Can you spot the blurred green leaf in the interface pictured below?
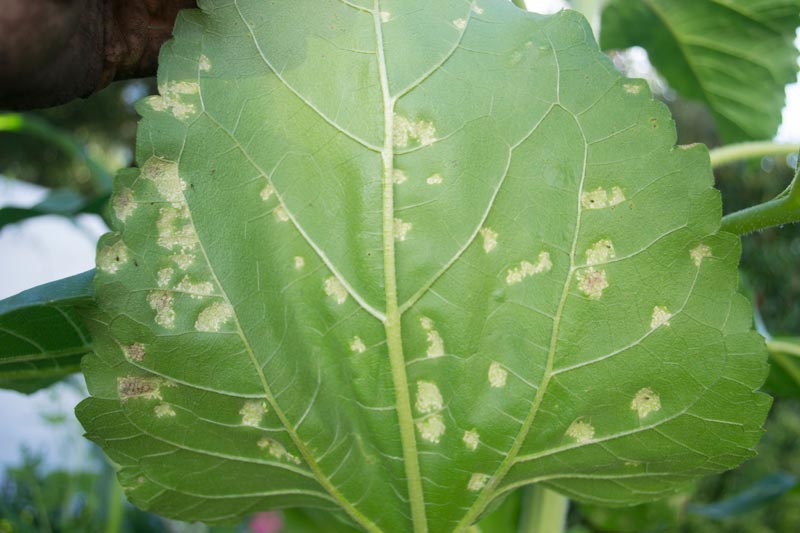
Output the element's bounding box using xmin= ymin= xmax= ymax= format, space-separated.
xmin=686 ymin=473 xmax=797 ymax=520
xmin=766 ymin=338 xmax=800 ymax=398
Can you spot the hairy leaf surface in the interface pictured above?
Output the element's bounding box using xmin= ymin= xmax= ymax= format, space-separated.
xmin=77 ymin=1 xmax=770 ymax=531
xmin=601 ymin=0 xmax=800 ymax=143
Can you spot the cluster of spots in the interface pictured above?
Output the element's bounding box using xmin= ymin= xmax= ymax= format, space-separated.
xmin=392 ymin=169 xmax=408 ymax=184
xmin=98 ymin=239 xmax=129 ymax=274
xmin=479 ymin=227 xmax=497 ymax=253
xmin=117 ymin=375 xmax=174 ymax=401
xmin=350 ymin=336 xmax=366 ymax=353
xmin=148 ymin=290 xmax=176 ymax=328
xmin=488 ymin=361 xmax=508 ymax=388
xmin=157 ymin=206 xmax=199 ymax=250
xmin=426 ymin=173 xmax=443 ymax=185
xmin=393 ymin=114 xmax=436 ymax=147
xmin=199 ymin=54 xmax=211 ymax=72
xmin=240 ymin=400 xmax=268 ymax=427
xmin=154 ymin=403 xmax=176 ymax=418
xmin=113 ymin=188 xmax=137 ymax=221
xmin=462 ymin=429 xmax=480 ymax=451
xmin=394 ymin=218 xmax=412 ymax=241
xmin=157 ymin=267 xmax=174 ymax=288
xmin=176 ymin=275 xmax=214 ymax=298
xmin=293 ymin=256 xmax=305 ymax=270
xmin=143 ymin=157 xmax=186 ymax=205
xmin=631 ymin=387 xmax=661 ymax=419
xmin=380 ymin=11 xmax=391 ymax=23
xmin=467 ymin=473 xmax=490 ymax=492
xmin=148 ymin=80 xmax=199 ymax=120
xmin=273 ymin=205 xmax=290 ymax=222
xmin=195 ymin=301 xmax=233 ymax=332
xmin=260 ymin=184 xmax=275 ymax=201
xmin=585 ymin=239 xmax=615 ymax=266
xmin=566 ymin=419 xmax=595 ymax=444
xmin=324 ymin=276 xmax=348 ymax=305
xmin=580 ymin=187 xmax=625 ymax=210
xmin=650 ymin=306 xmax=672 ymax=329
xmin=420 ymin=317 xmax=444 ymax=358
xmin=258 ymin=437 xmax=302 ymax=465
xmin=691 ymin=243 xmax=712 ymax=266
xmin=415 ymin=380 xmax=445 ymax=444
xmin=506 ymin=251 xmax=552 ymax=285
xmin=623 ymin=82 xmax=641 ymax=95
xmin=123 ymin=343 xmax=146 ymax=363
xmin=576 ymin=267 xmax=608 ymax=300
xmin=453 ymin=18 xmax=467 ymax=30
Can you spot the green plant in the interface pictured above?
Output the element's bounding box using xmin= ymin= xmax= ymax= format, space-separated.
xmin=3 ymin=0 xmax=800 ymax=531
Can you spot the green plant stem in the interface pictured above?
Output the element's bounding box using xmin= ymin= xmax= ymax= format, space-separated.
xmin=709 ymin=141 xmax=800 ymax=168
xmin=518 ymin=486 xmax=569 ymax=533
xmin=105 ymin=475 xmax=123 ymax=533
xmin=768 ymin=340 xmax=800 ymax=358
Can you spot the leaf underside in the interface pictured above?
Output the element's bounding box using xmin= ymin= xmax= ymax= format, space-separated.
xmin=77 ymin=1 xmax=770 ymax=531
xmin=601 ymin=0 xmax=800 ymax=143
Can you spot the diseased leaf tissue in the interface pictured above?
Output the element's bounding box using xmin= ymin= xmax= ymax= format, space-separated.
xmin=77 ymin=1 xmax=770 ymax=531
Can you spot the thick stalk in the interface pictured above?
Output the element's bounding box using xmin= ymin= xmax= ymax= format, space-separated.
xmin=710 ymin=141 xmax=800 ymax=168
xmin=518 ymin=486 xmax=569 ymax=533
xmin=768 ymin=339 xmax=800 ymax=358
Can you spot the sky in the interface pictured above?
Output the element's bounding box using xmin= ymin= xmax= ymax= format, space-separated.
xmin=1 ymin=1 xmax=799 ymax=471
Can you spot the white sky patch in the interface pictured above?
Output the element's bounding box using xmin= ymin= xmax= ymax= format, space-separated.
xmin=631 ymin=388 xmax=661 ymax=419
xmin=324 ymin=276 xmax=348 ymax=305
xmin=566 ymin=419 xmax=595 ymax=444
xmin=488 ymin=361 xmax=508 ymax=388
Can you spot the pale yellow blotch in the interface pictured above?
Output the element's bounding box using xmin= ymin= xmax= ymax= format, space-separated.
xmin=420 ymin=316 xmax=444 ymax=358
xmin=260 ymin=184 xmax=275 ymax=201
xmin=631 ymin=387 xmax=661 ymax=419
xmin=581 ymin=186 xmax=626 ymax=209
xmin=154 ymin=403 xmax=176 ymax=418
xmin=258 ymin=437 xmax=302 ymax=465
xmin=576 ymin=267 xmax=608 ymax=300
xmin=350 ymin=336 xmax=366 ymax=353
xmin=152 ymin=80 xmax=199 ymax=120
xmin=393 ymin=114 xmax=436 ymax=147
xmin=426 ymin=173 xmax=443 ymax=185
xmin=415 ymin=380 xmax=443 ymax=414
xmin=691 ymin=243 xmax=712 ymax=266
xmin=566 ymin=419 xmax=595 ymax=444
xmin=392 ymin=169 xmax=408 ymax=184
xmin=98 ymin=240 xmax=129 ymax=274
xmin=176 ymin=275 xmax=214 ymax=298
xmin=394 ymin=218 xmax=412 ymax=241
xmin=195 ymin=302 xmax=233 ymax=332
xmin=416 ymin=414 xmax=446 ymax=444
xmin=453 ymin=18 xmax=467 ymax=30
xmin=142 ymin=157 xmax=185 ymax=204
xmin=623 ymin=82 xmax=641 ymax=95
xmin=123 ymin=343 xmax=145 ymax=362
xmin=157 ymin=206 xmax=198 ymax=250
xmin=488 ymin=361 xmax=508 ymax=388
xmin=240 ymin=400 xmax=267 ymax=427
xmin=117 ymin=376 xmax=174 ymax=401
xmin=472 ymin=3 xmax=484 ymax=14
xmin=273 ymin=205 xmax=290 ymax=222
xmin=324 ymin=276 xmax=348 ymax=305
xmin=506 ymin=251 xmax=552 ymax=285
xmin=650 ymin=306 xmax=672 ymax=329
xmin=380 ymin=11 xmax=391 ymax=22
xmin=113 ymin=188 xmax=136 ymax=221
xmin=157 ymin=267 xmax=174 ymax=288
xmin=585 ymin=239 xmax=615 ymax=266
xmin=463 ymin=429 xmax=480 ymax=451
xmin=293 ymin=256 xmax=305 ymax=270
xmin=468 ymin=473 xmax=490 ymax=492
xmin=171 ymin=250 xmax=195 ymax=270
xmin=480 ymin=227 xmax=498 ymax=253
xmin=148 ymin=290 xmax=175 ymax=328
xmin=199 ymin=54 xmax=211 ymax=72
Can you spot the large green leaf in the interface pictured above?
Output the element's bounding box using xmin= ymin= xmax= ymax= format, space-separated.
xmin=600 ymin=0 xmax=800 ymax=142
xmin=77 ymin=1 xmax=770 ymax=531
xmin=0 ymin=271 xmax=94 ymax=393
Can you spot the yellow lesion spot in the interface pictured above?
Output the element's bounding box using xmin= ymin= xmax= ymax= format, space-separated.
xmin=416 ymin=414 xmax=446 ymax=444
xmin=142 ymin=157 xmax=185 ymax=204
xmin=566 ymin=419 xmax=595 ymax=444
xmin=393 ymin=114 xmax=436 ymax=147
xmin=585 ymin=239 xmax=615 ymax=266
xmin=260 ymin=184 xmax=275 ymax=201
xmin=631 ymin=387 xmax=661 ymax=419
xmin=415 ymin=381 xmax=443 ymax=414
xmin=113 ymin=188 xmax=137 ymax=221
xmin=488 ymin=361 xmax=508 ymax=388
xmin=98 ymin=240 xmax=129 ymax=274
xmin=350 ymin=336 xmax=366 ymax=353
xmin=123 ymin=343 xmax=145 ymax=362
xmin=463 ymin=429 xmax=480 ymax=451
xmin=623 ymin=82 xmax=641 ymax=95
xmin=426 ymin=173 xmax=443 ymax=185
xmin=154 ymin=403 xmax=176 ymax=418
xmin=157 ymin=206 xmax=198 ymax=250
xmin=453 ymin=18 xmax=467 ymax=30
xmin=324 ymin=276 xmax=348 ymax=305
xmin=240 ymin=400 xmax=268 ymax=427
xmin=392 ymin=169 xmax=408 ymax=184
xmin=581 ymin=186 xmax=626 ymax=209
xmin=258 ymin=437 xmax=302 ymax=465
xmin=273 ymin=205 xmax=290 ymax=222
xmin=175 ymin=275 xmax=214 ymax=298
xmin=468 ymin=473 xmax=490 ymax=492
xmin=157 ymin=267 xmax=174 ymax=288
xmin=576 ymin=267 xmax=608 ymax=299
xmin=148 ymin=290 xmax=175 ymax=328
xmin=472 ymin=3 xmax=484 ymax=14
xmin=195 ymin=302 xmax=233 ymax=332
xmin=117 ymin=376 xmax=174 ymax=401
xmin=150 ymin=80 xmax=200 ymax=120
xmin=199 ymin=54 xmax=211 ymax=72
xmin=171 ymin=250 xmax=195 ymax=270
xmin=479 ymin=227 xmax=498 ymax=253
xmin=293 ymin=256 xmax=305 ymax=270
xmin=650 ymin=306 xmax=672 ymax=329
xmin=380 ymin=11 xmax=391 ymax=22
xmin=690 ymin=243 xmax=712 ymax=266
xmin=394 ymin=218 xmax=412 ymax=241
xmin=506 ymin=251 xmax=552 ymax=284
xmin=420 ymin=316 xmax=444 ymax=358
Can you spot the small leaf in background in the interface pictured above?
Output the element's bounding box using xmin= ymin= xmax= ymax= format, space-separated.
xmin=765 ymin=337 xmax=800 ymax=398
xmin=686 ymin=473 xmax=798 ymax=519
xmin=601 ymin=0 xmax=800 ymax=143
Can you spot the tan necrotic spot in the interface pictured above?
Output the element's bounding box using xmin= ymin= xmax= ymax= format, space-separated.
xmin=566 ymin=419 xmax=595 ymax=444
xmin=416 ymin=414 xmax=445 ymax=443
xmin=426 ymin=173 xmax=443 ymax=185
xmin=488 ymin=361 xmax=508 ymax=388
xmin=260 ymin=184 xmax=275 ymax=201
xmin=576 ymin=267 xmax=608 ymax=299
xmin=415 ymin=380 xmax=443 ymax=414
xmin=691 ymin=243 xmax=712 ymax=266
xmin=623 ymin=82 xmax=641 ymax=95
xmin=113 ymin=187 xmax=136 ymax=221
xmin=151 ymin=81 xmax=199 ymax=120
xmin=199 ymin=54 xmax=211 ymax=72
xmin=420 ymin=316 xmax=444 ymax=358
xmin=480 ymin=227 xmax=497 ymax=253
xmin=176 ymin=275 xmax=214 ymax=298
xmin=650 ymin=306 xmax=672 ymax=329
xmin=393 ymin=114 xmax=436 ymax=147
xmin=154 ymin=403 xmax=176 ymax=417
xmin=453 ymin=18 xmax=467 ymax=30
xmin=157 ymin=267 xmax=174 ymax=288
xmin=468 ymin=473 xmax=490 ymax=491
xmin=148 ymin=290 xmax=175 ymax=328
xmin=293 ymin=256 xmax=305 ymax=270
xmin=350 ymin=336 xmax=366 ymax=353
xmin=240 ymin=400 xmax=268 ymax=427
xmin=98 ymin=240 xmax=129 ymax=274
xmin=123 ymin=343 xmax=145 ymax=362
xmin=171 ymin=250 xmax=195 ymax=270
xmin=506 ymin=251 xmax=552 ymax=284
xmin=324 ymin=276 xmax=348 ymax=304
xmin=463 ymin=429 xmax=480 ymax=451
xmin=392 ymin=169 xmax=408 ymax=184
xmin=195 ymin=302 xmax=233 ymax=332
xmin=273 ymin=205 xmax=289 ymax=222
xmin=631 ymin=387 xmax=661 ymax=419
xmin=142 ymin=157 xmax=185 ymax=204
xmin=157 ymin=206 xmax=198 ymax=250
xmin=380 ymin=11 xmax=391 ymax=22
xmin=585 ymin=239 xmax=615 ymax=265
xmin=258 ymin=437 xmax=302 ymax=464
xmin=472 ymin=3 xmax=484 ymax=14
xmin=581 ymin=186 xmax=625 ymax=209
xmin=394 ymin=218 xmax=412 ymax=241
xmin=117 ymin=376 xmax=174 ymax=401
